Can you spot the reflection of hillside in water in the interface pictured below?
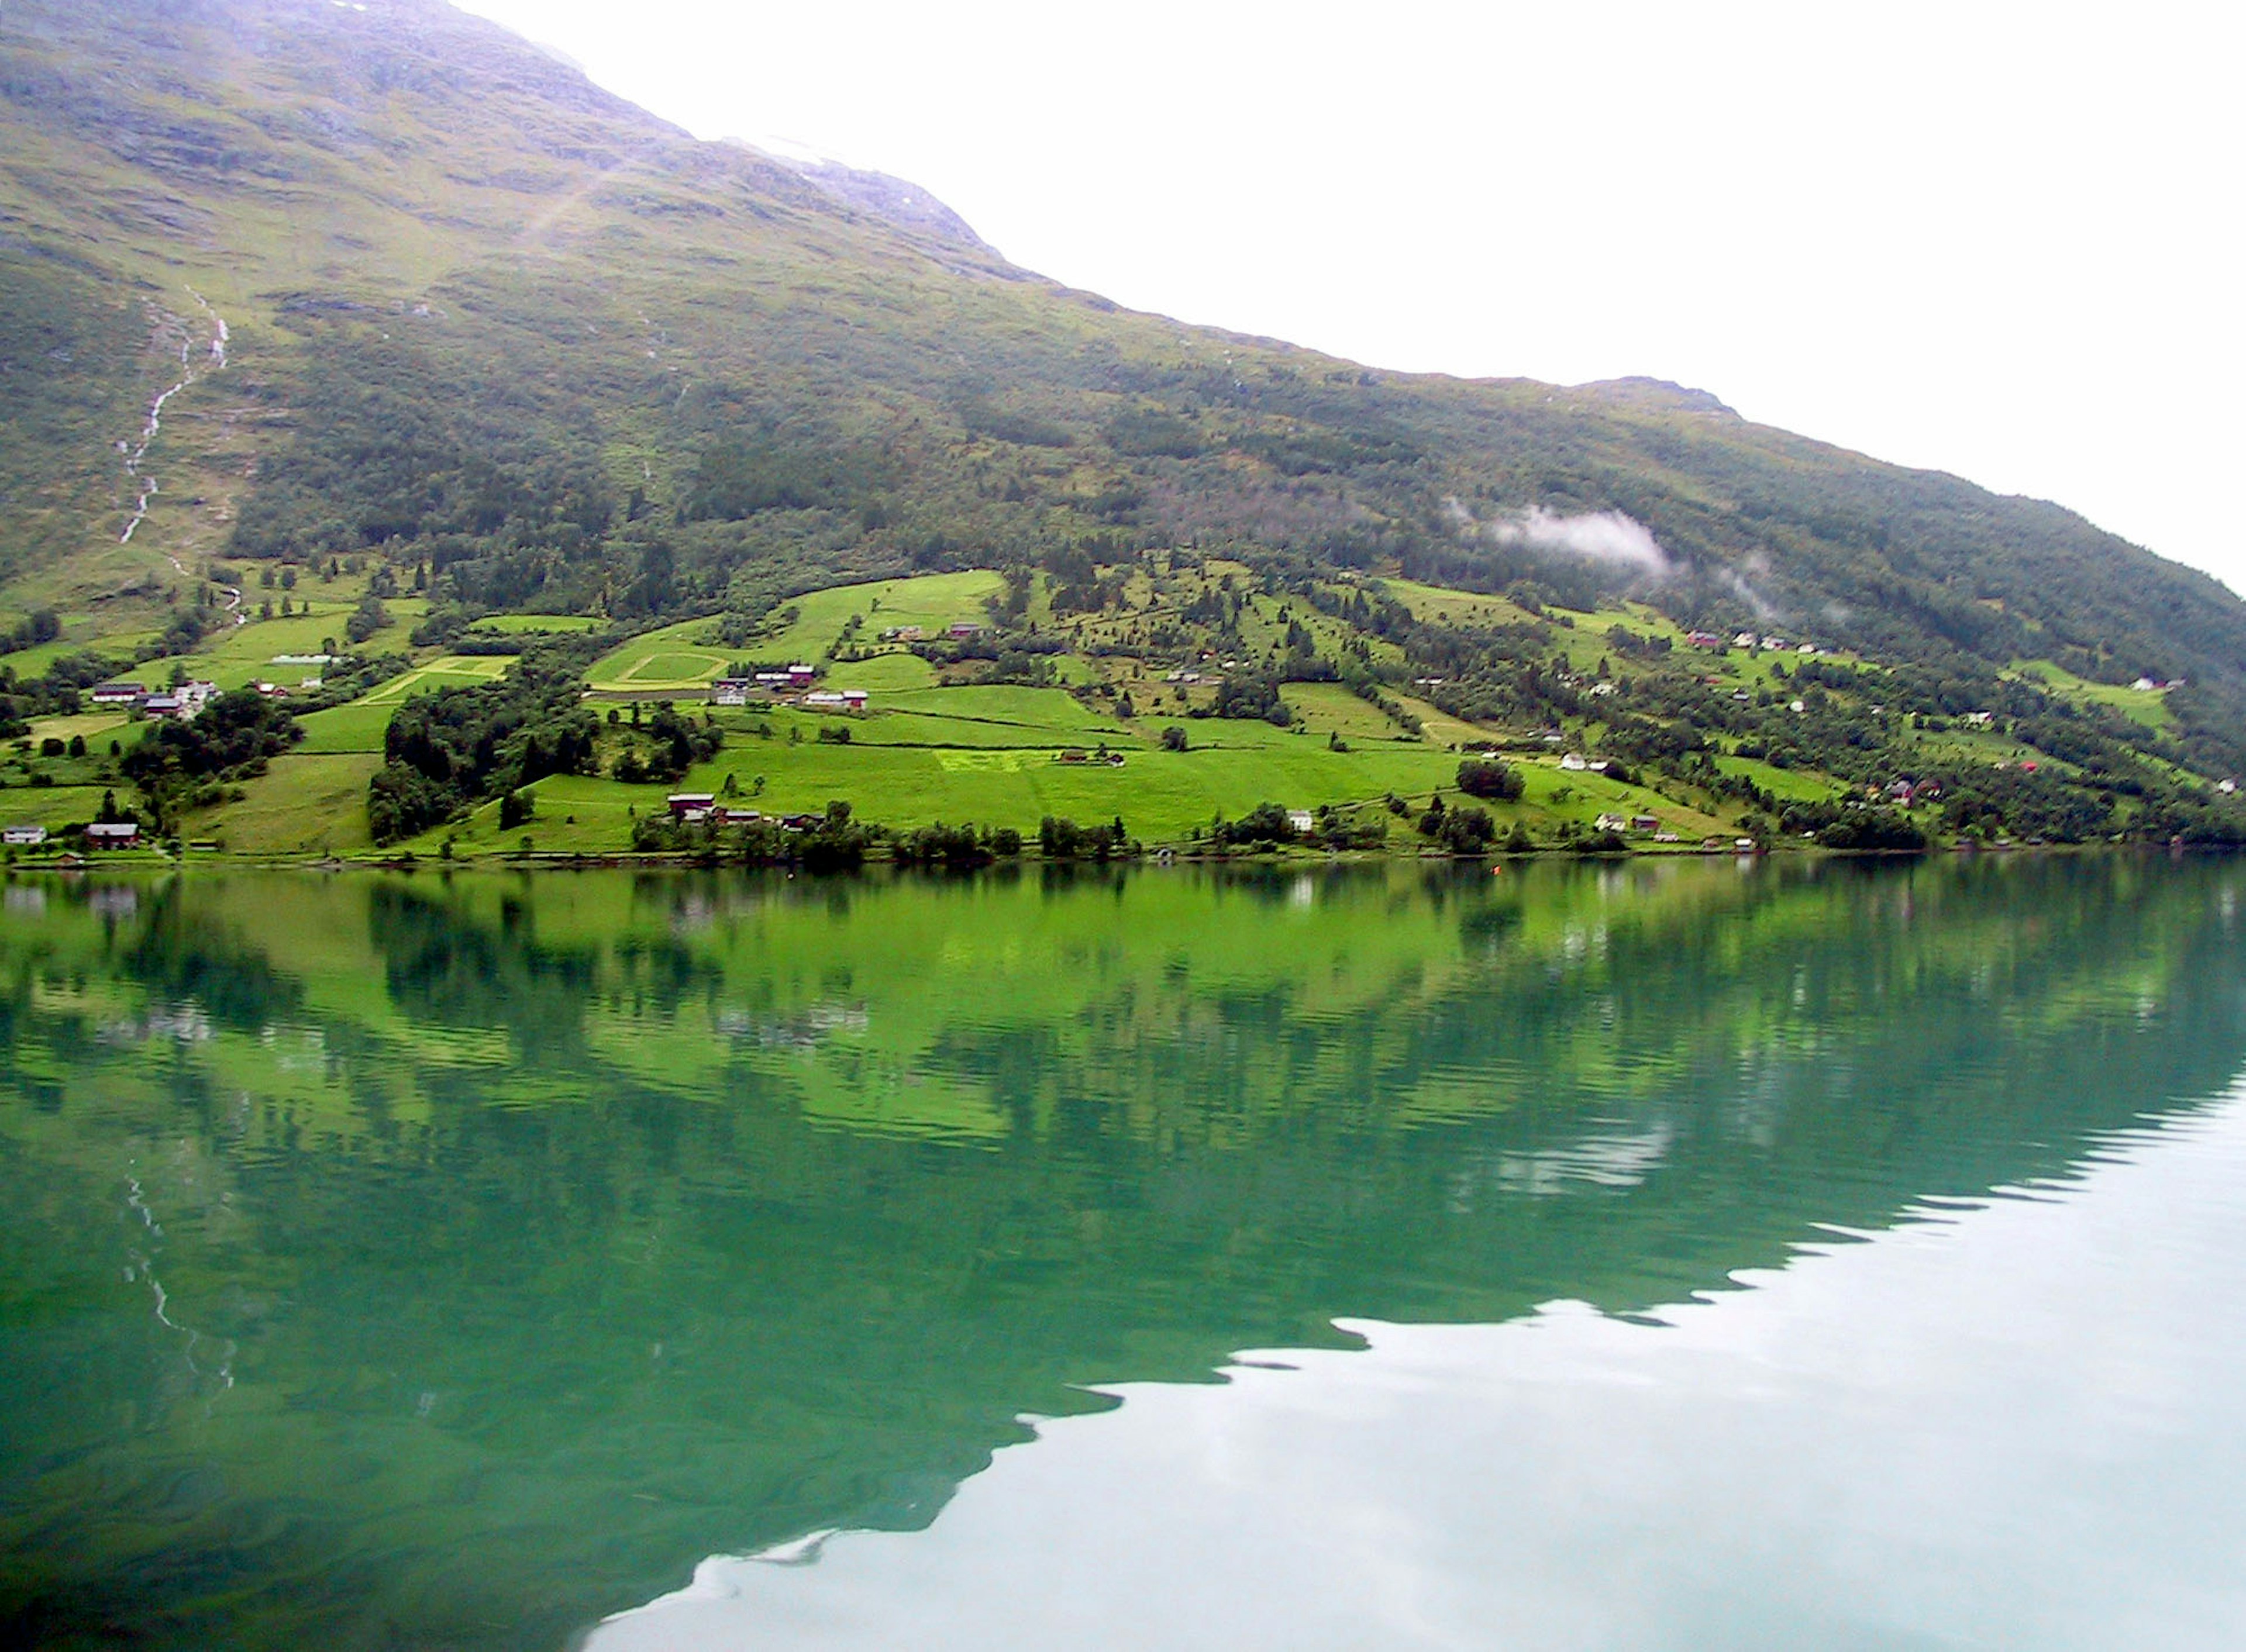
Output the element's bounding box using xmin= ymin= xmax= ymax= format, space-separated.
xmin=0 ymin=858 xmax=2240 ymax=1651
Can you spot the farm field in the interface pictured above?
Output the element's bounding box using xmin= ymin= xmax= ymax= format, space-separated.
xmin=191 ymin=753 xmax=380 ymax=854
xmin=755 ymin=570 xmax=1003 ymax=661
xmin=585 ymin=618 xmax=733 ymax=694
xmin=360 ymin=655 xmax=512 ymax=704
xmin=0 ymin=784 xmax=109 ymax=833
xmin=470 ymin=613 xmax=607 ymax=634
xmin=1714 ymin=755 xmax=1844 ymax=804
xmin=2012 ymin=658 xmax=2175 ymax=733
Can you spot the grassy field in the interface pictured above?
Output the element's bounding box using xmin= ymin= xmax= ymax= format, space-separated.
xmin=756 ymin=571 xmax=1003 ymax=660
xmin=2012 ymin=658 xmax=2175 ymax=733
xmin=190 ymin=753 xmax=379 ymax=854
xmin=0 ymin=784 xmax=110 ymax=832
xmin=584 ymin=572 xmax=1006 ymax=696
xmin=585 ymin=618 xmax=734 ymax=692
xmin=1279 ymin=682 xmax=1422 ymax=743
xmin=1715 ymin=754 xmax=1844 ymax=804
xmin=359 ymin=655 xmax=512 ymax=704
xmin=470 ymin=613 xmax=607 ymax=634
xmin=293 ymin=699 xmax=398 ymax=755
xmin=26 ymin=711 xmax=127 ymax=746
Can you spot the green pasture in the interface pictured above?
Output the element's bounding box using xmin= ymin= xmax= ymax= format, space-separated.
xmin=1390 ymin=693 xmax=1496 ymax=749
xmin=2012 ymin=658 xmax=2175 ymax=733
xmin=26 ymin=711 xmax=126 ymax=746
xmin=0 ymin=784 xmax=109 ymax=832
xmin=756 ymin=570 xmax=1004 ymax=660
xmin=1278 ymin=682 xmax=1421 ymax=743
xmin=1714 ymin=755 xmax=1843 ymax=804
xmin=360 ymin=655 xmax=512 ymax=705
xmin=470 ymin=613 xmax=607 ymax=634
xmin=586 ymin=619 xmax=732 ymax=692
xmin=409 ymin=727 xmax=1737 ymax=858
xmin=406 ymin=741 xmax=1469 ymax=855
xmin=1376 ymin=578 xmax=1542 ymax=629
xmin=195 ymin=753 xmax=380 ymax=854
xmin=294 ymin=698 xmax=398 ymax=755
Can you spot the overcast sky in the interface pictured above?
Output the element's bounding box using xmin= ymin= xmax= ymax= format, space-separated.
xmin=454 ymin=1 xmax=2243 ymax=594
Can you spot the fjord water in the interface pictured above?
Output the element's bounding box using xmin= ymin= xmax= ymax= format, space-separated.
xmin=2 ymin=860 xmax=2244 ymax=1649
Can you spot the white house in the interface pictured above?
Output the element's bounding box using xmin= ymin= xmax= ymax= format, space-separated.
xmin=1559 ymin=753 xmax=1588 ymax=771
xmin=1288 ymin=809 xmax=1316 ymax=834
xmin=4 ymin=825 xmax=46 ymax=846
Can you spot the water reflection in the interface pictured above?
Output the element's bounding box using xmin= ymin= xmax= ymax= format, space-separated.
xmin=0 ymin=857 xmax=2241 ymax=1649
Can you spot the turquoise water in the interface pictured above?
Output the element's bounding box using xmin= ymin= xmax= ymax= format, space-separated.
xmin=1 ymin=857 xmax=2242 ymax=1647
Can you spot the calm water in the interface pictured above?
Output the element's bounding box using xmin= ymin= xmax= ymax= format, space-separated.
xmin=1 ymin=857 xmax=2243 ymax=1648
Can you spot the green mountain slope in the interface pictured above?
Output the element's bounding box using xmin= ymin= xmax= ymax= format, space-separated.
xmin=2 ymin=0 xmax=2243 ymax=850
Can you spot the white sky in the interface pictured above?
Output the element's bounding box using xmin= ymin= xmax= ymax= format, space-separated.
xmin=454 ymin=0 xmax=2244 ymax=594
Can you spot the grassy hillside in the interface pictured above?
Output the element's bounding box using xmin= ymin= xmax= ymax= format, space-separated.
xmin=1 ymin=0 xmax=2244 ymax=856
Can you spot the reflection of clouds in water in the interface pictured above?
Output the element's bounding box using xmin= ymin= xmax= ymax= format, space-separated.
xmin=715 ymin=1001 xmax=870 ymax=1051
xmin=100 ymin=1002 xmax=212 ymax=1045
xmin=588 ymin=1093 xmax=2246 ymax=1652
xmin=1490 ymin=1122 xmax=1676 ymax=1196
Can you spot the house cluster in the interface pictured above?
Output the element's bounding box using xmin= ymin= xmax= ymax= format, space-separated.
xmin=665 ymin=794 xmax=765 ymax=827
xmin=1594 ymin=812 xmax=1665 ymax=837
xmin=1688 ymin=630 xmax=1822 ymax=656
xmin=2133 ymin=675 xmax=2184 ymax=692
xmin=1879 ymin=778 xmax=1944 ymax=806
xmin=1558 ymin=752 xmax=1612 ymax=774
xmin=707 ymin=665 xmax=868 ymax=713
xmin=89 ymin=680 xmax=216 ymax=719
xmin=4 ymin=821 xmax=141 ymax=849
xmin=664 ymin=795 xmax=829 ymax=832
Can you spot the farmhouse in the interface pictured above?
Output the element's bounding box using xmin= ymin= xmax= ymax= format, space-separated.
xmin=708 ymin=678 xmax=755 ymax=706
xmin=667 ymin=793 xmax=716 ymax=819
xmin=86 ymin=822 xmax=140 ymax=847
xmin=3 ymin=825 xmax=46 ymax=846
xmin=89 ymin=682 xmax=146 ymax=706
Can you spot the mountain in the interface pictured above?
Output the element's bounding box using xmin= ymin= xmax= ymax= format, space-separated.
xmin=1 ymin=0 xmax=2242 ymax=853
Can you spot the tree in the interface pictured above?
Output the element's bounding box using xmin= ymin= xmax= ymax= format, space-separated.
xmin=1456 ymin=758 xmax=1524 ymax=801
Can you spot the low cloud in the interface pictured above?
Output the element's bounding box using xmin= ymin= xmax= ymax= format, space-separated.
xmin=1494 ymin=506 xmax=1670 ymax=575
xmin=1451 ymin=500 xmax=1672 ymax=578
